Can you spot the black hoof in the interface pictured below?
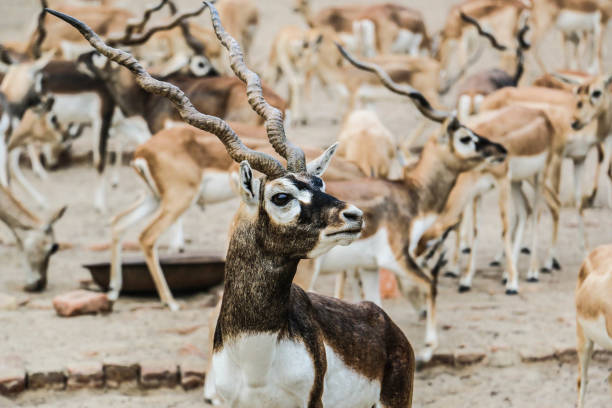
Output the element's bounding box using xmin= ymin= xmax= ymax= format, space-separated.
xmin=24 ymin=279 xmax=47 ymax=292
xmin=458 ymin=285 xmax=471 ymax=293
xmin=461 ymin=247 xmax=471 ymax=254
xmin=444 ymin=271 xmax=459 ymax=278
xmin=505 ymin=289 xmax=519 ymax=295
xmin=521 ymin=247 xmax=531 ymax=255
xmin=419 ymin=310 xmax=427 ymax=320
xmin=415 ymin=359 xmax=427 ymax=371
xmin=552 ymin=258 xmax=561 ymax=270
xmin=501 ymin=278 xmax=508 ymax=285
xmin=490 ymin=260 xmax=501 ymax=267
xmin=540 ymin=267 xmax=551 ymax=274
xmin=527 ymin=277 xmax=539 ymax=283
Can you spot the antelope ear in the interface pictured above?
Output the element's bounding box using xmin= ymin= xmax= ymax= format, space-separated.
xmin=47 ymin=206 xmax=67 ymax=227
xmin=238 ymin=161 xmax=260 ymax=208
xmin=551 ymin=72 xmax=581 ymax=85
xmin=307 ymin=143 xmax=338 ymax=176
xmin=31 ymin=50 xmax=54 ymax=72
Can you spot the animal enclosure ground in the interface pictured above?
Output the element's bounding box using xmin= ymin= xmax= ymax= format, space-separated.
xmin=1 ymin=0 xmax=612 ymax=407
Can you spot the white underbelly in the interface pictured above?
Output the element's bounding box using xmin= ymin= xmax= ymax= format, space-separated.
xmin=212 ymin=333 xmax=380 ymax=407
xmin=198 ymin=171 xmax=236 ymax=205
xmin=578 ymin=315 xmax=612 ymax=349
xmin=509 ymin=151 xmax=548 ymax=180
xmin=555 ymin=10 xmax=600 ymax=33
xmin=51 ymin=92 xmax=100 ymax=125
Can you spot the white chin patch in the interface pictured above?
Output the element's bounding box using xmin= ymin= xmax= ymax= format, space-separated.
xmin=306 ymin=231 xmax=359 ymax=258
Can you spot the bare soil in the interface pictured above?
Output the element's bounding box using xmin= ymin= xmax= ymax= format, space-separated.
xmin=1 ymin=0 xmax=611 ymax=407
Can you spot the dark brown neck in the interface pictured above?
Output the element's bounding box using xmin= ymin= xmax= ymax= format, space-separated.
xmin=403 ymin=143 xmax=459 ymax=213
xmin=216 ymin=221 xmax=298 ymax=345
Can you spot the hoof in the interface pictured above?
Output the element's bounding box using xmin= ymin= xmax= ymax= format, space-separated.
xmin=458 ymin=285 xmax=471 ymax=293
xmin=24 ymin=279 xmax=47 ymax=292
xmin=521 ymin=247 xmax=531 ymax=255
xmin=419 ymin=310 xmax=427 ymax=321
xmin=461 ymin=247 xmax=471 ymax=254
xmin=415 ymin=359 xmax=427 ymax=371
xmin=505 ymin=289 xmax=518 ymax=295
xmin=552 ymin=258 xmax=561 ymax=270
xmin=490 ymin=260 xmax=501 ymax=267
xmin=540 ymin=267 xmax=551 ymax=274
xmin=527 ymin=277 xmax=539 ymax=283
xmin=501 ymin=278 xmax=508 ymax=285
xmin=444 ymin=270 xmax=459 ymax=278
xmin=167 ymin=301 xmax=180 ymax=312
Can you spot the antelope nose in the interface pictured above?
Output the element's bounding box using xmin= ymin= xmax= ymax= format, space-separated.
xmin=341 ymin=205 xmax=363 ymax=224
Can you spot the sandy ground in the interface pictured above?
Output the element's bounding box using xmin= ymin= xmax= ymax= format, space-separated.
xmin=1 ymin=0 xmax=612 ymax=407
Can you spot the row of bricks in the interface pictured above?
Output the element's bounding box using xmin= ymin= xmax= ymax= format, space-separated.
xmin=0 ymin=359 xmax=207 ymax=396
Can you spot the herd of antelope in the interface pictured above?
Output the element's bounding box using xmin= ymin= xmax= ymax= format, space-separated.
xmin=0 ymin=0 xmax=611 ymax=406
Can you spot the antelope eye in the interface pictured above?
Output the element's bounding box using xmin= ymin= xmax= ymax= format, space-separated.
xmin=592 ymin=90 xmax=602 ymax=98
xmin=271 ymin=193 xmax=292 ymax=206
xmin=460 ymin=136 xmax=472 ymax=144
xmin=577 ymin=101 xmax=583 ymax=108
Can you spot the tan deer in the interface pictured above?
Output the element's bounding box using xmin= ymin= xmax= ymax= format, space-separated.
xmin=48 ymin=4 xmax=417 ymax=406
xmin=294 ymin=0 xmax=430 ymax=57
xmin=575 ymin=244 xmax=612 ymax=408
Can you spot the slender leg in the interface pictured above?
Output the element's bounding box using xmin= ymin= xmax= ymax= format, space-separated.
xmin=576 ymin=321 xmax=593 ymax=408
xmin=27 ymin=144 xmax=48 ymax=180
xmin=527 ymin=174 xmax=542 ymax=282
xmin=459 ymin=195 xmax=481 ymax=291
xmin=333 ymin=270 xmax=347 ymax=300
xmin=542 ymin=182 xmax=561 ymax=272
xmin=139 ymin=193 xmax=198 ymax=310
xmin=167 ymin=217 xmax=185 ymax=253
xmin=9 ymin=148 xmax=47 ymax=208
xmin=445 ymin=222 xmax=462 ymax=278
xmin=109 ymin=194 xmax=158 ymax=301
xmin=358 ymin=268 xmax=381 ymax=306
xmin=506 ymin=182 xmax=528 ymax=291
xmin=573 ymin=159 xmax=588 ymax=253
xmin=94 ymin=171 xmax=107 ymax=214
xmin=111 ymin=138 xmax=123 ymax=189
xmin=500 ymin=176 xmax=519 ymax=294
xmin=0 ymin=134 xmax=7 ymax=187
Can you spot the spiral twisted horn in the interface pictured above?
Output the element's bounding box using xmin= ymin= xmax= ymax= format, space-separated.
xmin=203 ymin=1 xmax=306 ymax=173
xmin=45 ymin=8 xmax=286 ymax=178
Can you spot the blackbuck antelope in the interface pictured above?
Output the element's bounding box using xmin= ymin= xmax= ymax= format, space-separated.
xmin=0 ymin=184 xmax=65 ymax=291
xmin=109 ymin=122 xmax=367 ymax=310
xmin=294 ymin=0 xmax=429 ymax=57
xmin=305 ymin=45 xmax=506 ymax=363
xmin=530 ymin=0 xmax=610 ymax=74
xmin=575 ymin=244 xmax=612 ymax=408
xmin=437 ymin=0 xmax=530 ymax=79
xmin=456 ymin=11 xmax=530 ymax=120
xmin=48 ymin=5 xmax=417 ymax=406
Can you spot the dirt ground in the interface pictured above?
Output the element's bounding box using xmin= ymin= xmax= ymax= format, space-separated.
xmin=1 ymin=0 xmax=612 ymax=407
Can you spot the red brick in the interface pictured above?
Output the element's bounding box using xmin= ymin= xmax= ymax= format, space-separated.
xmin=52 ymin=290 xmax=112 ymax=317
xmin=104 ymin=362 xmax=139 ymax=388
xmin=27 ymin=370 xmax=66 ymax=390
xmin=0 ymin=357 xmax=25 ymax=396
xmin=140 ymin=361 xmax=178 ymax=389
xmin=180 ymin=359 xmax=206 ymax=390
xmin=65 ymin=362 xmax=104 ymax=390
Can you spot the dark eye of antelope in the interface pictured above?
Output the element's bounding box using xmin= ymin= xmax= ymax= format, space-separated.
xmin=460 ymin=136 xmax=472 ymax=144
xmin=592 ymin=90 xmax=602 ymax=99
xmin=577 ymin=101 xmax=583 ymax=109
xmin=271 ymin=193 xmax=293 ymax=206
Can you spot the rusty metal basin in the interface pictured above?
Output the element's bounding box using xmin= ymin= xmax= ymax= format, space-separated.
xmin=83 ymin=252 xmax=225 ymax=294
